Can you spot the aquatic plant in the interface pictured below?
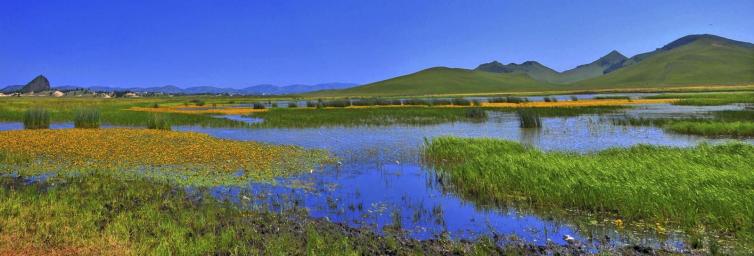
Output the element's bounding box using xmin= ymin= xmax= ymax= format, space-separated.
xmin=451 ymin=98 xmax=471 ymax=106
xmin=403 ymin=98 xmax=430 ymax=106
xmin=465 ymin=108 xmax=487 ymax=119
xmin=570 ymin=96 xmax=578 ymax=101
xmin=252 ymin=102 xmax=266 ymax=109
xmin=146 ymin=114 xmax=172 ymax=130
xmin=423 ymin=137 xmax=754 ymax=249
xmin=594 ymin=96 xmax=631 ymax=100
xmin=646 ymin=92 xmax=754 ymax=106
xmin=288 ymin=102 xmax=298 ymax=108
xmin=517 ymin=110 xmax=542 ymax=128
xmin=22 ymin=107 xmax=50 ymax=129
xmin=73 ymin=108 xmax=101 ymax=128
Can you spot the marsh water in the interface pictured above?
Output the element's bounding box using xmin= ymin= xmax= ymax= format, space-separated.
xmin=3 ymin=102 xmax=752 ymax=252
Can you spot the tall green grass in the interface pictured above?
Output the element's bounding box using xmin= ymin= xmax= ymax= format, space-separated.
xmin=517 ymin=110 xmax=542 ymax=128
xmin=23 ymin=107 xmax=50 ymax=129
xmin=423 ymin=137 xmax=754 ymax=249
xmin=73 ymin=108 xmax=101 ymax=128
xmin=146 ymin=114 xmax=172 ymax=130
xmin=665 ymin=121 xmax=754 ymax=136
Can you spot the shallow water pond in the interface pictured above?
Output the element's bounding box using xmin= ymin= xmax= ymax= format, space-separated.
xmin=174 ymin=104 xmax=752 ymax=252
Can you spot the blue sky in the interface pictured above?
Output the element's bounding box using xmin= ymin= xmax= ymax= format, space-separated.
xmin=1 ymin=0 xmax=753 ymax=87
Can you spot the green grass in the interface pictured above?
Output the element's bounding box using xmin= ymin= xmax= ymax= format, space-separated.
xmin=613 ymin=110 xmax=754 ymax=137
xmin=0 ymin=97 xmax=246 ymax=128
xmin=146 ymin=114 xmax=172 ymax=130
xmin=23 ymin=107 xmax=50 ymax=129
xmin=248 ymin=107 xmax=488 ymax=128
xmin=665 ymin=121 xmax=754 ymax=136
xmin=0 ymin=174 xmax=513 ymax=255
xmin=423 ymin=137 xmax=754 ymax=249
xmin=73 ymin=108 xmax=101 ymax=128
xmin=646 ymin=92 xmax=754 ymax=105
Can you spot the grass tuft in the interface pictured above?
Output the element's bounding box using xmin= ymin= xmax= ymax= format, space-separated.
xmin=23 ymin=107 xmax=50 ymax=129
xmin=74 ymin=108 xmax=101 ymax=128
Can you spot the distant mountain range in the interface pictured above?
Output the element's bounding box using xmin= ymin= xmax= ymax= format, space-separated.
xmin=2 ymin=82 xmax=358 ymax=95
xmin=313 ymin=34 xmax=754 ymax=97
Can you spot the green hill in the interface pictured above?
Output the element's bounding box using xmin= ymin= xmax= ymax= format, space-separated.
xmin=575 ymin=34 xmax=754 ymax=88
xmin=313 ymin=67 xmax=556 ymax=97
xmin=475 ymin=61 xmax=561 ymax=83
xmin=475 ymin=51 xmax=628 ymax=84
xmin=312 ymin=34 xmax=754 ymax=97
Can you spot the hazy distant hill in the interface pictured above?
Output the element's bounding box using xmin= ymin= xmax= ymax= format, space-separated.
xmin=3 ymin=82 xmax=358 ymax=95
xmin=316 ymin=34 xmax=753 ymax=96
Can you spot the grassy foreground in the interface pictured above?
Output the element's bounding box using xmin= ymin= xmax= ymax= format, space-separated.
xmin=0 ymin=174 xmax=522 ymax=255
xmin=0 ymin=128 xmax=331 ymax=186
xmin=423 ymin=137 xmax=754 ymax=248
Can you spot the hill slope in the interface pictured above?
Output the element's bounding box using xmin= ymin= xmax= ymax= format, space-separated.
xmin=312 ymin=67 xmax=555 ymax=97
xmin=475 ymin=61 xmax=561 ymax=83
xmin=576 ymin=34 xmax=754 ymax=88
xmin=475 ymin=51 xmax=628 ymax=84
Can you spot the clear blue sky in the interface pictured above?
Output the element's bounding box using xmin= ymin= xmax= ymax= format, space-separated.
xmin=2 ymin=0 xmax=753 ymax=87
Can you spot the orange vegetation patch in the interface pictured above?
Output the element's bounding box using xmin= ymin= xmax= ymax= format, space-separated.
xmin=129 ymin=106 xmax=267 ymax=115
xmin=0 ymin=234 xmax=129 ymax=256
xmin=481 ymin=98 xmax=677 ymax=108
xmin=0 ymin=128 xmax=330 ymax=185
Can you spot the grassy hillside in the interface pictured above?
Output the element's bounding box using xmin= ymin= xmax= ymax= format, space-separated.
xmin=575 ymin=35 xmax=754 ymax=88
xmin=311 ymin=67 xmax=556 ymax=97
xmin=311 ymin=35 xmax=753 ymax=97
xmin=475 ymin=61 xmax=561 ymax=83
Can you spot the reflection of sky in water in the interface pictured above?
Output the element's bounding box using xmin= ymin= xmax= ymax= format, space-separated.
xmin=1 ymin=103 xmax=750 ymax=251
xmin=173 ymin=105 xmax=752 ymax=251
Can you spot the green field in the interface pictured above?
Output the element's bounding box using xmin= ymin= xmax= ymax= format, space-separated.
xmin=423 ymin=137 xmax=754 ymax=250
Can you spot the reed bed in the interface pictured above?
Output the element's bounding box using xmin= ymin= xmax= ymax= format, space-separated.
xmin=146 ymin=114 xmax=172 ymax=130
xmin=423 ymin=137 xmax=754 ymax=248
xmin=23 ymin=107 xmax=50 ymax=129
xmin=517 ymin=110 xmax=542 ymax=128
xmin=73 ymin=108 xmax=101 ymax=128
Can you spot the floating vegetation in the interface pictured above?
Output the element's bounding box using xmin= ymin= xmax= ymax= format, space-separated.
xmin=612 ymin=110 xmax=754 ymax=137
xmin=465 ymin=108 xmax=487 ymax=119
xmin=517 ymin=110 xmax=542 ymax=128
xmin=0 ymin=128 xmax=332 ymax=186
xmin=423 ymin=137 xmax=754 ymax=250
xmin=23 ymin=107 xmax=51 ymax=130
xmin=570 ymin=96 xmax=579 ymax=101
xmin=73 ymin=108 xmax=101 ymax=128
xmin=288 ymin=102 xmax=298 ymax=108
